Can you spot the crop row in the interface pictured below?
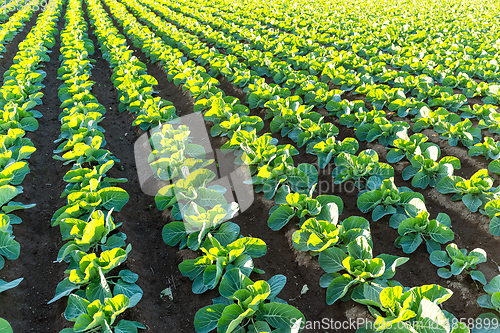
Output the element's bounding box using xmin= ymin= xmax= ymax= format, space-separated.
xmin=45 ymin=0 xmax=148 ymax=332
xmin=0 ymin=0 xmax=63 ymax=330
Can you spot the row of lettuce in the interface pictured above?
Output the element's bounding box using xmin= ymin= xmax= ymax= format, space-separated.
xmin=93 ymin=0 xmax=500 ymax=331
xmin=81 ymin=0 xmax=310 ymax=331
xmin=45 ymin=0 xmax=148 ymax=332
xmin=0 ymin=0 xmax=63 ymax=330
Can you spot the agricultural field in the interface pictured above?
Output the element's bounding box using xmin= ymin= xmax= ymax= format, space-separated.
xmin=1 ymin=0 xmax=500 ymax=331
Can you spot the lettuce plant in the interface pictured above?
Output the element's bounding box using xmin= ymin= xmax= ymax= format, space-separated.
xmin=53 ymin=137 xmax=119 ymax=166
xmin=56 ymin=209 xmax=123 ymax=261
xmin=339 ymin=109 xmax=385 ymax=129
xmin=0 ymin=213 xmax=22 ymax=293
xmin=268 ymin=192 xmax=343 ymax=231
xmin=194 ymin=268 xmax=305 ymax=333
xmin=357 ymin=177 xmax=424 ymax=221
xmin=390 ymin=198 xmax=454 ymax=254
xmin=479 ymin=111 xmax=500 ymax=135
xmin=386 ymin=133 xmax=433 ymax=163
xmin=483 ymin=199 xmax=500 ymax=236
xmin=201 ymin=95 xmax=250 ymax=122
xmin=430 ymin=244 xmax=487 ymax=284
xmin=51 ymin=185 xmax=129 ymax=226
xmin=60 ymin=294 xmax=145 ymax=333
xmin=387 ymin=97 xmax=426 ymax=117
xmin=50 ymin=246 xmax=143 ymax=308
xmin=478 ymin=275 xmax=500 ymax=315
xmin=433 ymin=118 xmax=482 ymax=148
xmin=356 ymin=284 xmax=470 ymax=333
xmin=318 ymin=236 xmax=408 ymax=305
xmin=154 ymin=168 xmax=234 ymax=216
xmin=292 ymin=217 xmax=340 ymax=254
xmin=459 ymin=104 xmax=496 ymax=121
xmin=252 ymin=160 xmax=318 ymax=200
xmin=179 ymin=235 xmax=266 ymax=294
xmin=356 ymin=117 xmax=409 ymax=146
xmin=245 ymin=79 xmax=291 ymax=109
xmin=163 ymin=205 xmax=239 ymax=251
xmin=332 ymin=149 xmax=393 ymax=185
xmin=326 ymin=98 xmax=366 ymax=118
xmin=412 ymin=107 xmax=453 ymax=133
xmin=292 ymin=216 xmax=372 ymax=254
xmin=269 ymin=103 xmax=320 ymax=142
xmin=469 ymin=137 xmax=500 ymax=160
xmin=211 ymin=114 xmax=264 ymax=138
xmin=428 ymin=92 xmax=467 ymax=112
xmin=61 ymin=161 xmax=127 ymax=197
xmin=296 ymin=120 xmax=338 ymax=151
xmin=437 ymin=169 xmax=499 ymax=213
xmin=303 ymin=84 xmax=341 ymax=107
xmin=148 ymin=123 xmax=212 ymax=181
xmin=402 ymin=153 xmax=460 ymax=189
xmin=312 ymin=137 xmax=359 ymax=169
xmin=364 ymin=86 xmax=405 ymax=111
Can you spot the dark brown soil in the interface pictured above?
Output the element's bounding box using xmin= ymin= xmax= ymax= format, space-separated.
xmin=0 ymin=1 xmax=499 ymax=333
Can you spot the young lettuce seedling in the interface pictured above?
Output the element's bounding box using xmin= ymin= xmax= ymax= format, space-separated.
xmin=318 ymin=236 xmax=408 ymax=305
xmin=179 ymin=234 xmax=266 ymax=294
xmin=390 ymin=198 xmax=454 ymax=254
xmin=357 ymin=284 xmax=470 ymax=333
xmin=332 ymin=149 xmax=393 ymax=185
xmin=478 ymin=274 xmax=500 ymax=319
xmin=268 ymin=192 xmax=343 ymax=231
xmin=430 ymin=243 xmax=487 ymax=284
xmin=437 ymin=169 xmax=499 ymax=213
xmin=292 ymin=216 xmax=372 ymax=255
xmin=357 ymin=176 xmax=424 ymax=221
